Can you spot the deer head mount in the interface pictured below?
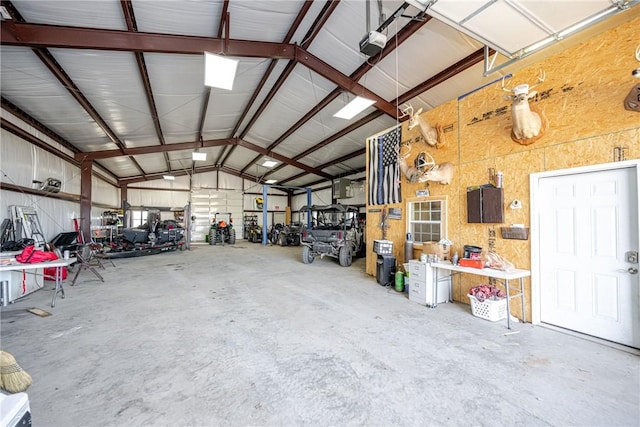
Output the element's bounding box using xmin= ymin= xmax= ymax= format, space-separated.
xmin=396 ymin=144 xmax=452 ymax=184
xmin=624 ymin=45 xmax=640 ymax=112
xmin=502 ymin=70 xmax=547 ymax=145
xmin=400 ymin=104 xmax=444 ymax=148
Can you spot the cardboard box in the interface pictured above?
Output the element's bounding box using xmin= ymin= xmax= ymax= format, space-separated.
xmin=423 ymin=242 xmax=451 ymax=260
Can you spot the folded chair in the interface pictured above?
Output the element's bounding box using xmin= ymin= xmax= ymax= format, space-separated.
xmin=70 ymin=244 xmax=105 ymax=286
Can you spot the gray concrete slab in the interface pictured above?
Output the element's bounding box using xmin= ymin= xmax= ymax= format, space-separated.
xmin=1 ymin=243 xmax=638 ymax=427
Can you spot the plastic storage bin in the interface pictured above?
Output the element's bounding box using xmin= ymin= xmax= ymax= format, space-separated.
xmin=373 ymin=240 xmax=393 ymax=255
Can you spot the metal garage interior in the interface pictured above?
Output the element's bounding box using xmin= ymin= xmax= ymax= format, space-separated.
xmin=1 ymin=1 xmax=639 ymax=426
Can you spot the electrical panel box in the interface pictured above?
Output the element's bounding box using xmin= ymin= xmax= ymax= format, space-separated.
xmin=467 ymin=186 xmax=503 ymax=223
xmin=333 ymin=178 xmax=352 ymax=199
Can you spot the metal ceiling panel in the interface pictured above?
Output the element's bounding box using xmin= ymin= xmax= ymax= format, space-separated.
xmin=143 ymin=53 xmax=204 ymax=144
xmin=2 ymin=0 xmax=637 ymax=188
xmin=203 ymin=57 xmax=273 ymax=140
xmin=427 ymin=0 xmax=631 ymax=57
xmin=132 ymin=0 xmax=222 ymax=37
xmin=365 ymin=19 xmax=483 ymax=101
xmin=277 ymin=115 xmax=396 ymax=162
xmin=132 ymin=153 xmax=170 ymax=174
xmin=306 ymin=0 xmax=407 ymax=75
xmin=284 ymin=174 xmax=325 ymax=188
xmin=97 ymin=156 xmax=144 ymax=178
xmin=229 ymin=148 xmax=263 ymax=171
xmin=232 ymin=59 xmax=291 ymax=136
xmin=12 ymin=0 xmax=126 ymax=30
xmin=289 ymin=0 xmax=334 ymax=45
xmin=167 ymin=147 xmax=226 ymax=168
xmin=228 ymin=1 xmax=304 ymax=42
xmin=245 ymin=64 xmax=335 ymax=146
xmin=222 ymin=145 xmax=263 ymax=172
xmin=463 ymin=2 xmax=549 ymax=54
xmin=322 ymin=154 xmax=366 ymax=176
xmin=0 ymin=46 xmax=114 ymax=151
xmin=516 ymin=1 xmax=614 ymax=33
xmin=49 ymin=48 xmax=159 ymax=148
xmin=265 ymin=164 xmax=301 ymax=180
xmin=273 ymin=98 xmax=362 ymax=159
xmin=402 ymin=61 xmax=505 ymax=113
xmin=167 ymin=149 xmax=204 ymax=170
xmin=304 ymin=137 xmax=364 ymax=167
xmin=306 ymin=1 xmax=375 ymax=76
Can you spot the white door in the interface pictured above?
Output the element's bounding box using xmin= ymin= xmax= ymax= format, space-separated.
xmin=539 ymin=166 xmax=639 ymax=348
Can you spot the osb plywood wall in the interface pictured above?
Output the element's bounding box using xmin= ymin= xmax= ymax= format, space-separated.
xmin=365 ymin=16 xmax=640 ymax=320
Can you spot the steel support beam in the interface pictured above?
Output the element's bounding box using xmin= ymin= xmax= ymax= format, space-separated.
xmin=80 ymin=159 xmax=93 ymax=244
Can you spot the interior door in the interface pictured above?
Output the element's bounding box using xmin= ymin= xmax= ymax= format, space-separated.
xmin=539 ymin=166 xmax=639 ymax=348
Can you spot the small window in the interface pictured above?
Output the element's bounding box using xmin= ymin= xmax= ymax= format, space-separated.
xmin=131 ymin=210 xmax=145 ymax=228
xmin=406 ymin=197 xmax=447 ymax=243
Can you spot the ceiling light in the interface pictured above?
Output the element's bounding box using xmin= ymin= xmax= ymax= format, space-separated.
xmin=0 ymin=6 xmax=12 ymax=20
xmin=333 ymin=96 xmax=376 ymax=120
xmin=261 ymin=159 xmax=278 ymax=168
xmin=204 ymin=52 xmax=238 ymax=90
xmin=265 ymin=179 xmax=278 ymax=184
xmin=163 ymin=175 xmax=175 ymax=181
xmin=405 ymin=0 xmax=431 ymax=12
xmin=192 ymin=151 xmax=207 ymax=161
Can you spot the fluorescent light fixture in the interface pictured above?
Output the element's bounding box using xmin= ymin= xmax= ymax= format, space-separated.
xmin=333 ymin=96 xmax=376 ymax=120
xmin=265 ymin=179 xmax=278 ymax=184
xmin=192 ymin=151 xmax=207 ymax=161
xmin=405 ymin=0 xmax=431 ymax=11
xmin=261 ymin=159 xmax=278 ymax=168
xmin=204 ymin=52 xmax=238 ymax=90
xmin=0 ymin=6 xmax=12 ymax=20
xmin=163 ymin=175 xmax=175 ymax=181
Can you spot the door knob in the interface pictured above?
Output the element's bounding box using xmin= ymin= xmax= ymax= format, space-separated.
xmin=629 ymin=267 xmax=639 ymax=275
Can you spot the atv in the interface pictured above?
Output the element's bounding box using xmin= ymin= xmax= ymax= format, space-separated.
xmin=300 ymin=204 xmax=364 ymax=267
xmin=267 ymin=223 xmax=284 ymax=245
xmin=243 ymin=214 xmax=262 ymax=243
xmin=209 ymin=212 xmax=236 ymax=245
xmin=277 ymin=222 xmax=303 ymax=246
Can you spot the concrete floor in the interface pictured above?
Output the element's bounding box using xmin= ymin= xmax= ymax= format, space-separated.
xmin=1 ymin=243 xmax=638 ymax=427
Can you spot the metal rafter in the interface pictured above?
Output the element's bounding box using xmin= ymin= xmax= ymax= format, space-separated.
xmin=264 ymin=48 xmax=488 ymax=183
xmin=1 ymin=96 xmax=79 ymax=154
xmin=2 ymin=1 xmax=147 ymax=177
xmin=239 ymin=16 xmax=429 ymax=175
xmin=278 ymin=148 xmax=365 ymax=185
xmin=75 ymin=138 xmax=239 ymax=161
xmin=120 ymin=0 xmax=171 ymax=172
xmin=0 ymin=2 xmax=492 ymax=188
xmin=0 ymin=21 xmax=397 ymax=122
xmin=264 ymin=111 xmax=382 ymax=179
xmin=221 ymin=0 xmax=336 ymax=168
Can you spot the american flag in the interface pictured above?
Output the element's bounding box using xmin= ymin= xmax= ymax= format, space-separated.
xmin=368 ymin=126 xmax=401 ymax=205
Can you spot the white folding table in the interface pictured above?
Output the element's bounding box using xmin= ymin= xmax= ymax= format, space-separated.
xmin=430 ymin=261 xmax=531 ymax=329
xmin=0 ymin=258 xmax=76 ymax=308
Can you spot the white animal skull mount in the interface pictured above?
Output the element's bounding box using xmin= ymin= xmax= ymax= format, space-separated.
xmin=624 ymin=45 xmax=640 ymax=112
xmin=502 ymin=70 xmax=546 ymax=145
xmin=401 ymin=104 xmax=443 ymax=148
xmin=397 ymin=146 xmax=453 ymax=185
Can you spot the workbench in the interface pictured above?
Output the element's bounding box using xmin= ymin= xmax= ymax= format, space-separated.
xmin=0 ymin=258 xmax=76 ymax=308
xmin=430 ymin=261 xmax=530 ymax=329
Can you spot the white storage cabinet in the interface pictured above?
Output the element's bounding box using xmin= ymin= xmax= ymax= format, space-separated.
xmin=408 ymin=260 xmax=450 ymax=307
